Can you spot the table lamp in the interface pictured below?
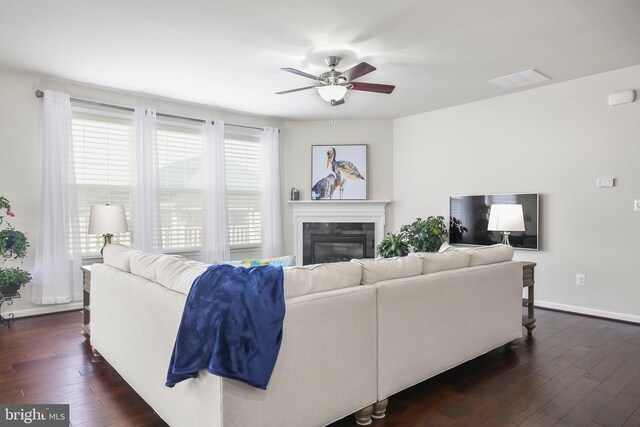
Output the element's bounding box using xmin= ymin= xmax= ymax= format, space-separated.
xmin=88 ymin=204 xmax=128 ymax=255
xmin=487 ymin=204 xmax=525 ymax=246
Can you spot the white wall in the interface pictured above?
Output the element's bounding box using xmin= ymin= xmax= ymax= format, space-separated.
xmin=280 ymin=119 xmax=394 ymax=256
xmin=393 ymin=65 xmax=640 ymax=322
xmin=0 ymin=68 xmax=282 ymax=317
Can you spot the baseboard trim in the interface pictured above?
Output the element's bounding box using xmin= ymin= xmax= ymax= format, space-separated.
xmin=11 ymin=302 xmax=83 ymax=319
xmin=536 ymin=300 xmax=640 ymax=325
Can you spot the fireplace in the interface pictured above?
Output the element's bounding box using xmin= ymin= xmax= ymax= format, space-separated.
xmin=289 ymin=200 xmax=389 ymax=266
xmin=303 ymin=222 xmax=375 ymax=264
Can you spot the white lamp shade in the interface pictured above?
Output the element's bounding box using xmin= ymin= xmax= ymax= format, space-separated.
xmin=317 ymin=85 xmax=347 ymax=102
xmin=487 ymin=204 xmax=525 ymax=232
xmin=88 ymin=205 xmax=128 ymax=235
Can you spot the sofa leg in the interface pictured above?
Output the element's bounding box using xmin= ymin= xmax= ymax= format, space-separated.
xmin=372 ymin=398 xmax=389 ymax=419
xmin=508 ymin=339 xmax=520 ymax=350
xmin=91 ymin=346 xmax=104 ymax=363
xmin=354 ymin=404 xmax=374 ymax=426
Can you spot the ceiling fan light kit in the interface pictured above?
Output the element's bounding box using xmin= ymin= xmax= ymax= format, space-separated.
xmin=317 ymin=85 xmax=348 ymax=102
xmin=277 ymin=56 xmax=395 ymax=106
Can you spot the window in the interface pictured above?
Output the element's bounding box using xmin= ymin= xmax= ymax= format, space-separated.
xmin=225 ymin=131 xmax=262 ymax=248
xmin=157 ymin=123 xmax=204 ymax=252
xmin=72 ymin=109 xmax=134 ymax=256
xmin=71 ymin=106 xmax=263 ymax=257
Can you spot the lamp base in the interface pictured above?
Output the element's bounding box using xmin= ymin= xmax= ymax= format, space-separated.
xmin=501 ymin=232 xmax=511 ymax=245
xmin=101 ymin=234 xmax=113 ymax=256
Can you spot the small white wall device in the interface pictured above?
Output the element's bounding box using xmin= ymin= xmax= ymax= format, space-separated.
xmin=608 ymin=90 xmax=636 ymax=106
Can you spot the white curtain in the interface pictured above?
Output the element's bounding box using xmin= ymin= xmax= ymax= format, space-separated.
xmin=133 ymin=107 xmax=162 ymax=253
xmin=32 ymin=90 xmax=82 ymax=304
xmin=260 ymin=127 xmax=283 ymax=258
xmin=202 ymin=120 xmax=230 ymax=262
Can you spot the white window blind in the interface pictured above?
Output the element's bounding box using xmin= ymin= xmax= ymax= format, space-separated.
xmin=157 ymin=123 xmax=204 ymax=252
xmin=225 ymin=133 xmax=262 ymax=248
xmin=72 ymin=110 xmax=134 ymax=256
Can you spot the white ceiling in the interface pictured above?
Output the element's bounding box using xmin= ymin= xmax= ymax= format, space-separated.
xmin=1 ymin=0 xmax=640 ymax=120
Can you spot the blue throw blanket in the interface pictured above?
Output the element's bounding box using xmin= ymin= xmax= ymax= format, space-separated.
xmin=166 ymin=264 xmax=285 ymax=390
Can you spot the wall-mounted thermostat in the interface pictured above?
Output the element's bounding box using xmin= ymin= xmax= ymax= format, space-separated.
xmin=596 ymin=178 xmax=615 ymax=188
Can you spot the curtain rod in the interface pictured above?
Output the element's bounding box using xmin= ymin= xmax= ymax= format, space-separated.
xmin=34 ymin=90 xmax=275 ymax=132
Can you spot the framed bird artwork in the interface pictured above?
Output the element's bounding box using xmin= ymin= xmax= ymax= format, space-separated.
xmin=311 ymin=144 xmax=367 ymax=200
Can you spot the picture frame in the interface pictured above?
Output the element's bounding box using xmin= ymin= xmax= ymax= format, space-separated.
xmin=311 ymin=144 xmax=367 ymax=200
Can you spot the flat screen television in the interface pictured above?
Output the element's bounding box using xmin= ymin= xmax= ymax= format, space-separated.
xmin=449 ymin=193 xmax=539 ymax=250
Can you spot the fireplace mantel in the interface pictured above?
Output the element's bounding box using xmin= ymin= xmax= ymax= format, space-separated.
xmin=289 ymin=200 xmax=390 ymax=265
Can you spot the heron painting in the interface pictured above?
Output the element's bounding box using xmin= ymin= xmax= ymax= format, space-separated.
xmin=311 ymin=145 xmax=367 ymax=200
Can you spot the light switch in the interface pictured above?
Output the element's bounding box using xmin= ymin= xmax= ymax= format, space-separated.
xmin=635 ymin=200 xmax=640 ymax=211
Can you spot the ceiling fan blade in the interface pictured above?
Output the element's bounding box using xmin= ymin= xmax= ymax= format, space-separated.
xmin=350 ymin=82 xmax=396 ymax=94
xmin=275 ymin=86 xmax=316 ymax=95
xmin=281 ymin=67 xmax=318 ymax=81
xmin=340 ymin=62 xmax=376 ymax=81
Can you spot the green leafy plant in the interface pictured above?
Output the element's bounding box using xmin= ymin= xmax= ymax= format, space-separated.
xmin=0 ymin=226 xmax=29 ymax=261
xmin=400 ymin=216 xmax=448 ymax=253
xmin=377 ymin=232 xmax=410 ymax=258
xmin=0 ymin=196 xmax=30 ymax=295
xmin=0 ymin=267 xmax=31 ymax=292
xmin=449 ymin=217 xmax=468 ymax=244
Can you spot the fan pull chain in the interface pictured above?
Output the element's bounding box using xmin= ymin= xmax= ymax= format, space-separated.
xmin=331 ymin=104 xmax=336 ymax=128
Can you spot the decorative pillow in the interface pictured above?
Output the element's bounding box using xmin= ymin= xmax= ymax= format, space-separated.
xmin=351 ymin=256 xmax=422 ymax=285
xmin=228 ymin=255 xmax=296 ymax=268
xmin=102 ymin=243 xmax=140 ymax=273
xmin=438 ymin=242 xmax=457 ymax=252
xmin=467 ymin=244 xmax=515 ymax=266
xmin=410 ymin=251 xmax=470 ymax=274
xmin=283 ymin=262 xmax=362 ymax=299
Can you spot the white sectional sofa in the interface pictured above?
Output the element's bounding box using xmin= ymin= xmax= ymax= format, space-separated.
xmin=90 ymin=244 xmax=523 ymax=427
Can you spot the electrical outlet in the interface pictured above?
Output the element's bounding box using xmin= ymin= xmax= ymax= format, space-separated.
xmin=634 ymin=200 xmax=640 ymax=211
xmin=596 ymin=178 xmax=614 ymax=188
xmin=576 ymin=274 xmax=586 ymax=286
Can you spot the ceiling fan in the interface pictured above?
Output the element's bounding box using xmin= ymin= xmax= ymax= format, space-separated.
xmin=276 ymin=56 xmax=395 ymax=106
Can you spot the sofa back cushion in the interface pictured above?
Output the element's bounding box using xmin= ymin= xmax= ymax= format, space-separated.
xmin=102 ymin=244 xmax=141 ymax=273
xmin=284 ymin=262 xmax=362 ymax=299
xmin=410 ymin=251 xmax=470 ymax=275
xmin=468 ymin=244 xmax=515 ymax=266
xmin=130 ymin=252 xmax=175 ymax=283
xmin=351 ymin=257 xmax=422 ymax=285
xmin=156 ymin=257 xmax=209 ymax=295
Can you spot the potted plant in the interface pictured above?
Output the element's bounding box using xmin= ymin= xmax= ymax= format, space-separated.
xmin=0 ymin=267 xmax=31 ymax=296
xmin=0 ymin=196 xmax=30 ymax=296
xmin=377 ymin=232 xmax=410 ymax=258
xmin=400 ymin=216 xmax=448 ymax=253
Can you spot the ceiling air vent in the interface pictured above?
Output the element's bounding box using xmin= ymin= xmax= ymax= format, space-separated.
xmin=489 ymin=69 xmax=550 ymax=90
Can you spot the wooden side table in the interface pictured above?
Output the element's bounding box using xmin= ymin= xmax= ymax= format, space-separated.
xmin=522 ymin=262 xmax=536 ymax=333
xmin=81 ymin=265 xmax=91 ymax=337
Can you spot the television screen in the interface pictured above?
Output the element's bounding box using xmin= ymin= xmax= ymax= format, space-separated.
xmin=449 ymin=193 xmax=539 ymax=250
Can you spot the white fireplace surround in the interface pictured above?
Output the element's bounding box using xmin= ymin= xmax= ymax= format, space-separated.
xmin=289 ymin=200 xmax=390 ymax=266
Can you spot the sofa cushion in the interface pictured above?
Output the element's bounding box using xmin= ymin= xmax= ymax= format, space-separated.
xmin=410 ymin=251 xmax=470 ymax=274
xmin=156 ymin=257 xmax=209 ymax=295
xmin=352 ymin=257 xmax=422 ymax=285
xmin=130 ymin=252 xmax=182 ymax=283
xmin=468 ymin=244 xmax=515 ymax=266
xmin=283 ymin=262 xmax=362 ymax=299
xmin=102 ymin=243 xmax=140 ymax=273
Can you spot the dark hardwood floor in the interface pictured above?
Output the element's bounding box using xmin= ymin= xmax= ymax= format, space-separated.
xmin=1 ymin=309 xmax=639 ymax=427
